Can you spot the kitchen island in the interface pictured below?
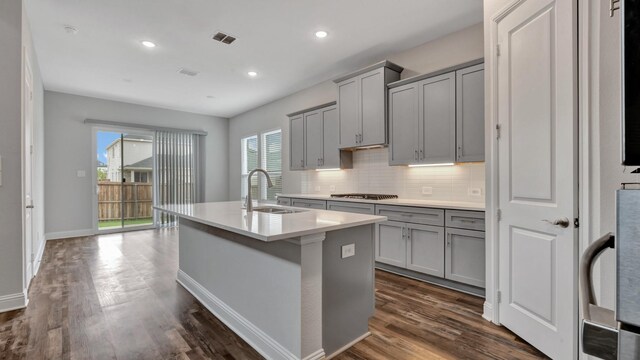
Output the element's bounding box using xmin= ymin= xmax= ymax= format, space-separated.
xmin=155 ymin=201 xmax=386 ymax=360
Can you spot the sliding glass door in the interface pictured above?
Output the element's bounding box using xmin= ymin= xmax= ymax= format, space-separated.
xmin=96 ymin=130 xmax=154 ymax=231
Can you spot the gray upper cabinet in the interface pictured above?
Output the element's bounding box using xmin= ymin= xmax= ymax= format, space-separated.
xmin=337 ymin=79 xmax=360 ymax=148
xmin=456 ymin=64 xmax=485 ymax=162
xmin=335 ymin=61 xmax=403 ymax=149
xmin=389 ymin=82 xmax=419 ymax=165
xmin=304 ymin=110 xmax=323 ymax=168
xmin=420 ymin=72 xmax=456 ymax=164
xmin=288 ymin=103 xmax=352 ymax=171
xmin=387 ymin=60 xmax=484 ymax=166
xmin=289 ymin=114 xmax=305 ymax=170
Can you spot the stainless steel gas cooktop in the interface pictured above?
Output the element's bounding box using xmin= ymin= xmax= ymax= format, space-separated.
xmin=330 ymin=193 xmax=398 ymax=200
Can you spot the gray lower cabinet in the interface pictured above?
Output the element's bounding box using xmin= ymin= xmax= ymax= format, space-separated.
xmin=375 ymin=221 xmax=407 ymax=268
xmin=445 ymin=228 xmax=485 ymax=288
xmin=290 ymin=198 xmax=326 ymax=210
xmin=406 ymin=224 xmax=445 ymax=277
xmin=456 ymin=64 xmax=485 ymax=162
xmin=326 ymin=201 xmax=375 ymax=214
xmin=289 ymin=115 xmax=305 ymax=170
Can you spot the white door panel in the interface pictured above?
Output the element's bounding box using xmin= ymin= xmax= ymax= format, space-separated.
xmin=496 ymin=0 xmax=577 ymax=358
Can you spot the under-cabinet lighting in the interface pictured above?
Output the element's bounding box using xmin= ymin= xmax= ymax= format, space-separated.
xmin=316 ymin=168 xmax=341 ymax=172
xmin=408 ymin=163 xmax=455 ymax=168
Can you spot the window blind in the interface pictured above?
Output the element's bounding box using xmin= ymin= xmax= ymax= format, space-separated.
xmin=154 ymin=131 xmax=202 ymax=227
xmin=262 ymin=130 xmax=282 ymax=200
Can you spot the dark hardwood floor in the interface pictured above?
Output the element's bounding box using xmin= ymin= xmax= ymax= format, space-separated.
xmin=0 ymin=229 xmax=547 ymax=360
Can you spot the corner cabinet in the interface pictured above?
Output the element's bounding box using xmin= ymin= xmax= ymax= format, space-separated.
xmin=388 ymin=60 xmax=484 ymax=166
xmin=288 ymin=102 xmax=352 ymax=171
xmin=334 ymin=61 xmax=403 ymax=148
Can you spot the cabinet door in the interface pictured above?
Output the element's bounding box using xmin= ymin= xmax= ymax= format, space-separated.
xmin=304 ymin=110 xmax=323 ymax=170
xmin=320 ymin=106 xmax=341 ymax=169
xmin=445 ymin=228 xmax=485 ymax=288
xmin=419 ymin=72 xmax=456 ymax=163
xmin=360 ymin=69 xmax=385 ymax=146
xmin=338 ymin=78 xmax=360 ymax=148
xmin=375 ymin=221 xmax=406 ymax=267
xmin=289 ymin=115 xmax=305 ymax=170
xmin=389 ymin=83 xmax=419 ymax=165
xmin=456 ymin=64 xmax=485 ymax=162
xmin=406 ymin=224 xmax=445 ymax=277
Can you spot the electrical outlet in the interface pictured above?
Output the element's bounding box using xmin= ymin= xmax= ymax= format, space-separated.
xmin=329 ymin=185 xmax=336 ymax=192
xmin=77 ymin=170 xmax=86 ymax=178
xmin=468 ymin=188 xmax=482 ymax=197
xmin=341 ymin=244 xmax=355 ymax=258
xmin=422 ymin=186 xmax=433 ymax=195
xmin=314 ymin=185 xmax=321 ymax=192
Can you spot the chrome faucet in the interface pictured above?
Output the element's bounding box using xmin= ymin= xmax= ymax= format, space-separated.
xmin=245 ymin=168 xmax=273 ymax=212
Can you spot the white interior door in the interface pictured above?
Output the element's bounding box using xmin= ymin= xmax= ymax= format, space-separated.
xmin=23 ymin=53 xmax=34 ymax=285
xmin=496 ymin=0 xmax=577 ymax=359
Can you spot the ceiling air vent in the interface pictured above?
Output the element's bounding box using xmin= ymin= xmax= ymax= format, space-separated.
xmin=177 ymin=68 xmax=199 ymax=77
xmin=212 ymin=31 xmax=236 ymax=45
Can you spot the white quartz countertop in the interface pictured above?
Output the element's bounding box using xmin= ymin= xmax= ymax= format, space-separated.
xmin=278 ymin=194 xmax=485 ymax=211
xmin=155 ymin=201 xmax=386 ymax=242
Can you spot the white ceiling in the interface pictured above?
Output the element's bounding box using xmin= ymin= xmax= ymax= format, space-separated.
xmin=26 ymin=0 xmax=482 ymax=118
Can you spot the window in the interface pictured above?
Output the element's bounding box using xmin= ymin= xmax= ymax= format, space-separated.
xmin=241 ymin=129 xmax=282 ymax=201
xmin=262 ymin=130 xmax=282 ymax=201
xmin=241 ymin=135 xmax=259 ymax=200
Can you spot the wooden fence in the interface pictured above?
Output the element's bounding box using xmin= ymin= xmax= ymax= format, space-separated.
xmin=98 ymin=181 xmax=153 ymax=221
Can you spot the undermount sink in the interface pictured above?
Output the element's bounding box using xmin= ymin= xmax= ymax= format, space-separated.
xmin=251 ymin=206 xmax=307 ymax=214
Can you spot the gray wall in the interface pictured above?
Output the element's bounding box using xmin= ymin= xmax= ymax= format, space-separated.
xmin=0 ymin=0 xmax=25 ymax=300
xmin=228 ymin=23 xmax=483 ymax=200
xmin=44 ymin=91 xmax=229 ymax=236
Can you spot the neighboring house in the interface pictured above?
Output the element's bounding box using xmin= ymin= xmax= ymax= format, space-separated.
xmin=105 ymin=135 xmax=153 ymax=183
xmin=97 ymin=160 xmax=108 ymax=181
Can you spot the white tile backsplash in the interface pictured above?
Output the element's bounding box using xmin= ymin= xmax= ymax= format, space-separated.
xmin=301 ymin=147 xmax=485 ymax=203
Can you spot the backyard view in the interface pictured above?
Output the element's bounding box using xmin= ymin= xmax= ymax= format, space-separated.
xmin=97 ymin=131 xmax=154 ymax=230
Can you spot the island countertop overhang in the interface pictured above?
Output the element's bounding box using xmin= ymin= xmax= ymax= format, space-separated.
xmin=155 ymin=201 xmax=386 ymax=242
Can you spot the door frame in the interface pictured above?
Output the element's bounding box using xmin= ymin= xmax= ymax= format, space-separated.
xmin=485 ymin=0 xmax=588 ymax=352
xmin=22 ymin=47 xmax=35 ymax=292
xmin=91 ymin=126 xmax=156 ymax=234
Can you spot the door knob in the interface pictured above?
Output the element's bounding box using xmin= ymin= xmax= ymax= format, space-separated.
xmin=542 ymin=217 xmax=570 ymax=228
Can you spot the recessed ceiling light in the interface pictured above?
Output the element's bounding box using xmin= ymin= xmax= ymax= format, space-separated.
xmin=247 ymin=71 xmax=258 ymax=77
xmin=315 ymin=30 xmax=328 ymax=39
xmin=141 ymin=40 xmax=156 ymax=48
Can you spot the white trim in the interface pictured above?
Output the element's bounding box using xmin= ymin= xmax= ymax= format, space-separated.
xmin=32 ymin=235 xmax=46 ymax=275
xmin=482 ymin=301 xmax=494 ymax=322
xmin=0 ymin=291 xmax=28 ymax=313
xmin=45 ymin=229 xmax=95 ymax=241
xmin=324 ymin=332 xmax=370 ymax=360
xmin=177 ymin=270 xmax=324 ymax=360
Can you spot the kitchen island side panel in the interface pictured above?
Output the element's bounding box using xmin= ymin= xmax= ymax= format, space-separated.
xmin=178 ymin=218 xmax=304 ymax=357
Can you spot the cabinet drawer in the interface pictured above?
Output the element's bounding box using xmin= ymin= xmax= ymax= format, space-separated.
xmin=276 ymin=197 xmax=291 ymax=206
xmin=291 ymin=198 xmax=327 ymax=210
xmin=445 ymin=210 xmax=485 ymax=231
xmin=375 ymin=205 xmax=444 ymax=226
xmin=327 ymin=201 xmax=375 ymax=214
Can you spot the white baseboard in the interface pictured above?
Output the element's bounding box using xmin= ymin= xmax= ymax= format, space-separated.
xmin=45 ymin=229 xmax=94 ymax=241
xmin=0 ymin=291 xmax=28 ymax=313
xmin=177 ymin=270 xmax=324 ymax=360
xmin=325 ymin=332 xmax=370 ymax=359
xmin=482 ymin=301 xmax=494 ymax=322
xmin=33 ymin=237 xmax=47 ymax=276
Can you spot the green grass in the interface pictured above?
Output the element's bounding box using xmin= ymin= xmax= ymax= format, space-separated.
xmin=99 ymin=218 xmax=153 ymax=229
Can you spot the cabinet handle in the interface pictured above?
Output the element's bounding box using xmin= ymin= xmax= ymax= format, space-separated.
xmin=402 ymin=227 xmax=406 ymax=238
xmin=320 ymin=158 xmax=324 ymax=166
xmin=406 ymin=228 xmax=411 ymax=240
xmin=414 ymin=150 xmax=418 ymax=160
xmin=447 ymin=233 xmax=451 ymax=247
xmin=355 ymin=134 xmax=358 ymax=144
xmin=419 ymin=149 xmax=423 ymax=160
xmin=359 ymin=134 xmax=363 ymax=143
